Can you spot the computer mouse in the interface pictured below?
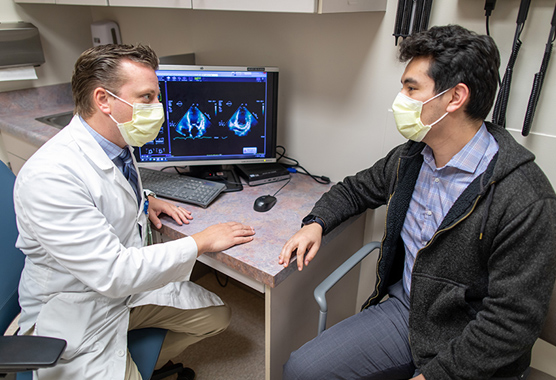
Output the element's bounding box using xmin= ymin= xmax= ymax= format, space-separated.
xmin=254 ymin=195 xmax=277 ymax=212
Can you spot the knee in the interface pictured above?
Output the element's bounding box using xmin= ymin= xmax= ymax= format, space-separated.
xmin=205 ymin=303 xmax=231 ymax=336
xmin=282 ymin=350 xmax=307 ymax=380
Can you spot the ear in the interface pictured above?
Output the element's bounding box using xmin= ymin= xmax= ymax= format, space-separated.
xmin=93 ymin=87 xmax=112 ymax=115
xmin=446 ymin=83 xmax=469 ymax=113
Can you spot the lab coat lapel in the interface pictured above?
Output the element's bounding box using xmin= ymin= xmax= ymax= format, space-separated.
xmin=67 ymin=116 xmax=139 ymax=207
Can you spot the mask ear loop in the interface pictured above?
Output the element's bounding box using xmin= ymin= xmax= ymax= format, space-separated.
xmin=105 ymin=89 xmax=133 ymax=107
xmin=421 ymin=87 xmax=452 ymax=127
xmin=423 ymin=87 xmax=452 ymax=105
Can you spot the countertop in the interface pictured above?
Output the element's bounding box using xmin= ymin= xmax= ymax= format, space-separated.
xmin=157 ymin=173 xmax=345 ymax=288
xmin=0 ymin=83 xmax=73 ymax=147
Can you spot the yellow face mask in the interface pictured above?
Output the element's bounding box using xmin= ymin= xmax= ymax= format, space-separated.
xmin=106 ymin=89 xmax=165 ymax=147
xmin=391 ymin=88 xmax=450 ymax=142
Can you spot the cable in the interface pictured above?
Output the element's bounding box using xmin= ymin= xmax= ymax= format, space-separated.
xmin=214 ymin=270 xmax=229 ymax=287
xmin=272 ymin=177 xmax=292 ymax=197
xmin=484 ymin=0 xmax=497 ymax=36
xmin=276 ymin=146 xmax=331 ymax=185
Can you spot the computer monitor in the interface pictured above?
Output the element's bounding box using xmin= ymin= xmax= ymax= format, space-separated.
xmin=133 ymin=65 xmax=279 ymax=171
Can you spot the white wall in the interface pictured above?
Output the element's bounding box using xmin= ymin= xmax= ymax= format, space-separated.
xmin=0 ymin=2 xmax=93 ymax=93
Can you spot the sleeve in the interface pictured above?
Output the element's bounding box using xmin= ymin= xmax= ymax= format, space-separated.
xmin=14 ymin=166 xmax=198 ymax=299
xmin=310 ymin=144 xmax=404 ymax=235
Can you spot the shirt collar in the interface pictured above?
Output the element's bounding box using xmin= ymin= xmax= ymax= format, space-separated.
xmin=80 ymin=115 xmax=126 ymax=161
xmin=422 ymin=122 xmax=491 ymax=174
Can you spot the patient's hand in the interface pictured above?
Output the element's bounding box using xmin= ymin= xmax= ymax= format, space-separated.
xmin=279 ymin=223 xmax=323 ymax=271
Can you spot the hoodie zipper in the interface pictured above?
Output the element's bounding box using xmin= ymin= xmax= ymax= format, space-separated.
xmin=362 ymin=157 xmax=402 ymax=310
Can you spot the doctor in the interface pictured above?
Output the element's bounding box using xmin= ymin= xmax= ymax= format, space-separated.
xmin=14 ymin=44 xmax=255 ymax=380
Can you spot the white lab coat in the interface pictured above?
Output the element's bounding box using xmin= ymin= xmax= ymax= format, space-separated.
xmin=13 ymin=116 xmax=223 ymax=380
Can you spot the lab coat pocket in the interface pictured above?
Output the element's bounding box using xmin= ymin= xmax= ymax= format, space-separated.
xmin=36 ymin=292 xmax=106 ymax=360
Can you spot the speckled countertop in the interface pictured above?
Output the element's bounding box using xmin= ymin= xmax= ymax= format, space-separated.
xmin=0 ymin=84 xmax=360 ymax=289
xmin=0 ymin=83 xmax=73 ymax=147
xmin=157 ymin=174 xmax=345 ymax=288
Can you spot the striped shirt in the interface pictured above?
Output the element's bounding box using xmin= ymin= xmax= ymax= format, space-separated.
xmin=401 ymin=123 xmax=499 ymax=296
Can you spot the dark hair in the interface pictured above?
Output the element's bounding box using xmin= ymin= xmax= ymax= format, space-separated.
xmin=398 ymin=25 xmax=500 ymax=121
xmin=71 ymin=44 xmax=159 ymax=118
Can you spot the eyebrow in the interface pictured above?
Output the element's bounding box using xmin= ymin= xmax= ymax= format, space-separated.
xmin=402 ymin=77 xmax=419 ymax=86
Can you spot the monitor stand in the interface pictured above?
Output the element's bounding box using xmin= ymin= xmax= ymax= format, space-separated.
xmin=175 ymin=165 xmax=243 ymax=192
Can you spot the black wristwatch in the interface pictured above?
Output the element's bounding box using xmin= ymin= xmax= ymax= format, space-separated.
xmin=301 ymin=215 xmax=326 ymax=230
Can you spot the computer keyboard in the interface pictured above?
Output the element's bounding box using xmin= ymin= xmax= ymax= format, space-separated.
xmin=139 ymin=168 xmax=226 ymax=208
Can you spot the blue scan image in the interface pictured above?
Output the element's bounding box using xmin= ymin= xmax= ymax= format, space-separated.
xmin=227 ymin=104 xmax=258 ymax=137
xmin=175 ymin=104 xmax=211 ymax=138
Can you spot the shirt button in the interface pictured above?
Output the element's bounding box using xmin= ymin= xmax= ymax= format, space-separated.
xmin=117 ymin=349 xmax=125 ymax=357
xmin=434 ymin=178 xmax=440 ymax=183
xmin=426 ymin=210 xmax=432 ymax=216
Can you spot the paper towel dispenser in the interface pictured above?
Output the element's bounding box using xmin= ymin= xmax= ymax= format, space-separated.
xmin=0 ymin=22 xmax=45 ymax=69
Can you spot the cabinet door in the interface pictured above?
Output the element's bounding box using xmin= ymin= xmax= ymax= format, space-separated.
xmin=56 ymin=0 xmax=107 ymax=4
xmin=14 ymin=0 xmax=55 ymax=3
xmin=318 ymin=0 xmax=387 ymax=13
xmin=192 ymin=0 xmax=317 ymax=13
xmin=109 ymin=0 xmax=192 ymax=7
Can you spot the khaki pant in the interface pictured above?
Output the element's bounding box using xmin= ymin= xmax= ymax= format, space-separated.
xmin=125 ymin=303 xmax=231 ymax=380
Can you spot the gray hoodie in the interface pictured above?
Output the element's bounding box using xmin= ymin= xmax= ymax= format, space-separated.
xmin=311 ymin=123 xmax=556 ymax=379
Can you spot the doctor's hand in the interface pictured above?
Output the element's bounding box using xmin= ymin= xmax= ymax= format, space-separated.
xmin=192 ymin=222 xmax=255 ymax=256
xmin=148 ymin=196 xmax=193 ymax=229
xmin=279 ymin=224 xmax=323 ymax=271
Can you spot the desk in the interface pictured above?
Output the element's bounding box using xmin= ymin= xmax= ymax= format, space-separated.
xmin=154 ymin=173 xmax=366 ymax=379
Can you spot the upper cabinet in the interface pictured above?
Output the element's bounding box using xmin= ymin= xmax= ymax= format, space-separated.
xmin=191 ymin=0 xmax=316 ymax=13
xmin=13 ymin=0 xmax=387 ymax=12
xmin=108 ymin=0 xmax=191 ymax=8
xmin=319 ymin=0 xmax=387 ymax=13
xmin=57 ymin=0 xmax=107 ymax=4
xmin=14 ymin=0 xmax=107 ymax=4
xmin=14 ymin=0 xmax=55 ymax=3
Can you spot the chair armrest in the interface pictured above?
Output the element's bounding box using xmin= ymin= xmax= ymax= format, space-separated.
xmin=0 ymin=336 xmax=66 ymax=373
xmin=314 ymin=241 xmax=381 ymax=335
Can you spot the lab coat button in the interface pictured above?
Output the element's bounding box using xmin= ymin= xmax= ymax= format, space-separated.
xmin=117 ymin=349 xmax=125 ymax=357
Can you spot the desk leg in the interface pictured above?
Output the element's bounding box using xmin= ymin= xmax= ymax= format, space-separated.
xmin=265 ymin=217 xmax=365 ymax=380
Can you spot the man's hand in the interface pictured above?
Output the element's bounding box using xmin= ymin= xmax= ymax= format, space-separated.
xmin=411 ymin=374 xmax=426 ymax=380
xmin=278 ymin=223 xmax=323 ymax=271
xmin=147 ymin=196 xmax=193 ymax=229
xmin=192 ymin=222 xmax=255 ymax=256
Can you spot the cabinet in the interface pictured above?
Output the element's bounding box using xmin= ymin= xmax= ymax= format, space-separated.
xmin=14 ymin=0 xmax=55 ymax=3
xmin=319 ymin=0 xmax=387 ymax=13
xmin=13 ymin=0 xmax=387 ymax=12
xmin=1 ymin=132 xmax=39 ymax=175
xmin=192 ymin=0 xmax=317 ymax=13
xmin=108 ymin=0 xmax=191 ymax=8
xmin=57 ymin=0 xmax=107 ymax=4
xmin=14 ymin=0 xmax=107 ymax=3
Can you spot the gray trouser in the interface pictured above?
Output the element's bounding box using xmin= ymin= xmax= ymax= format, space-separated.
xmin=283 ymin=281 xmax=415 ymax=380
xmin=282 ymin=281 xmax=531 ymax=380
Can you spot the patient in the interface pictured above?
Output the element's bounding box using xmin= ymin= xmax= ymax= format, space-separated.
xmin=14 ymin=44 xmax=255 ymax=379
xmin=279 ymin=25 xmax=556 ymax=380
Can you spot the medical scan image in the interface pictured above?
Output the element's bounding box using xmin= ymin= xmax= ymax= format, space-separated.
xmin=227 ymin=104 xmax=258 ymax=137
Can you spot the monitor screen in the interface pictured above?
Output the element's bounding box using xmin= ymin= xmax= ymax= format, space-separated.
xmin=133 ymin=64 xmax=279 ymax=168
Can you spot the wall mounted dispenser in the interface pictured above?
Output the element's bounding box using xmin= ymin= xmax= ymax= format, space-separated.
xmin=0 ymin=22 xmax=45 ymax=69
